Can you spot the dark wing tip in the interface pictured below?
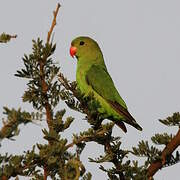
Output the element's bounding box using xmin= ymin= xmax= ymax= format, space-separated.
xmin=134 ymin=123 xmax=143 ymax=131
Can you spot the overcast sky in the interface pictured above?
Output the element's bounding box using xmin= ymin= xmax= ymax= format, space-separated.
xmin=1 ymin=0 xmax=180 ymax=179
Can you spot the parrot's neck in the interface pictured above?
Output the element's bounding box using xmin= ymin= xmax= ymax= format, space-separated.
xmin=77 ymin=53 xmax=105 ymax=70
xmin=77 ymin=58 xmax=93 ymax=75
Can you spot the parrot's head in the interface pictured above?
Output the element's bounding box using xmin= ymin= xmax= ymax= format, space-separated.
xmin=70 ymin=36 xmax=103 ymax=61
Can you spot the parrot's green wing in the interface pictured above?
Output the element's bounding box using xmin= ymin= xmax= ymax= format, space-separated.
xmin=86 ymin=64 xmax=142 ymax=131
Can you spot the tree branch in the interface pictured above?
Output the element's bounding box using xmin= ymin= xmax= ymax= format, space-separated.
xmin=0 ymin=33 xmax=17 ymax=43
xmin=39 ymin=59 xmax=53 ymax=129
xmin=105 ymin=142 xmax=125 ymax=180
xmin=0 ymin=118 xmax=17 ymax=140
xmin=1 ymin=175 xmax=8 ymax=180
xmin=58 ymin=73 xmax=90 ymax=116
xmin=147 ymin=128 xmax=180 ymax=179
xmin=44 ymin=166 xmax=48 ymax=180
xmin=0 ymin=108 xmax=34 ymax=141
xmin=66 ymin=136 xmax=88 ymax=149
xmin=41 ymin=3 xmax=61 ymax=130
xmin=65 ymin=128 xmax=108 ymax=149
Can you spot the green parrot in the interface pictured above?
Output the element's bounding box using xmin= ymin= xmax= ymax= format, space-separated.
xmin=70 ymin=36 xmax=142 ymax=133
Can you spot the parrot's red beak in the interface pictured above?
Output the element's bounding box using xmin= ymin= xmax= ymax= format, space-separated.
xmin=70 ymin=46 xmax=77 ymax=58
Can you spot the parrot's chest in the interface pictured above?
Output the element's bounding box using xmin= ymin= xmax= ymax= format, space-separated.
xmin=76 ymin=67 xmax=91 ymax=95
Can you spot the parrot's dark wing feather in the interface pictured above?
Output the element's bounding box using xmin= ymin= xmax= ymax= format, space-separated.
xmin=86 ymin=65 xmax=142 ymax=131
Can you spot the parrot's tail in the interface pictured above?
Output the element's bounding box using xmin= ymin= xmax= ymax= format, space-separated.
xmin=114 ymin=120 xmax=127 ymax=133
xmin=108 ymin=100 xmax=143 ymax=131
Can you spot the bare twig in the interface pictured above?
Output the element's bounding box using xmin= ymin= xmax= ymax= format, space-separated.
xmin=47 ymin=3 xmax=61 ymax=43
xmin=10 ymin=34 xmax=17 ymax=39
xmin=147 ymin=128 xmax=180 ymax=179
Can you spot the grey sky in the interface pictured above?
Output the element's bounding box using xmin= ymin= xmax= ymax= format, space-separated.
xmin=1 ymin=0 xmax=180 ymax=179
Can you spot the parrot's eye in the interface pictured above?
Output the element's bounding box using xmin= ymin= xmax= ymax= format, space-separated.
xmin=79 ymin=41 xmax=85 ymax=46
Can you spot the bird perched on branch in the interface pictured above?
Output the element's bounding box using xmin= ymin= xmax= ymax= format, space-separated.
xmin=70 ymin=36 xmax=142 ymax=133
